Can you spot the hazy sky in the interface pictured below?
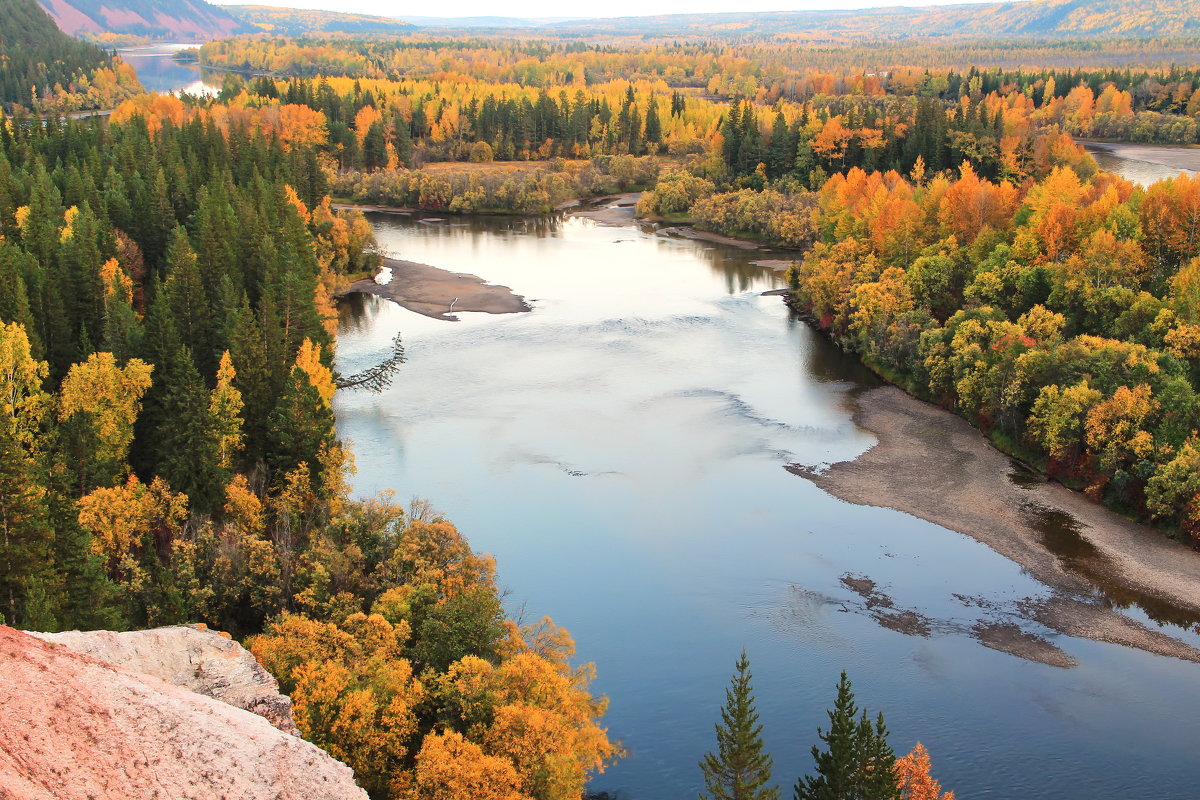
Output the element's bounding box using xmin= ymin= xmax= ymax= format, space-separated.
xmin=209 ymin=0 xmax=1002 ymax=21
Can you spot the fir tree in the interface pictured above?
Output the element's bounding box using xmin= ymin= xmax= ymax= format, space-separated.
xmin=644 ymin=97 xmax=663 ymax=153
xmin=0 ymin=429 xmax=55 ymax=627
xmin=794 ymin=672 xmax=899 ymax=800
xmin=699 ymin=650 xmax=780 ymax=800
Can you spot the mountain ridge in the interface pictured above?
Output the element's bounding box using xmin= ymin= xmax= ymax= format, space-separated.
xmin=37 ymin=0 xmax=253 ymax=41
xmin=226 ymin=5 xmax=413 ymax=36
xmin=541 ymin=0 xmax=1200 ymax=38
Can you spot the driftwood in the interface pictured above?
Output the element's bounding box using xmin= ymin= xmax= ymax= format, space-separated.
xmin=335 ymin=332 xmax=406 ymax=393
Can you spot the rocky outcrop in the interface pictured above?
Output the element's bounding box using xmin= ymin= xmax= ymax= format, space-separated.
xmin=33 ymin=625 xmax=298 ymax=734
xmin=0 ymin=626 xmax=368 ymax=800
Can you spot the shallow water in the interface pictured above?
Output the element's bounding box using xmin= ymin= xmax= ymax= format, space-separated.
xmin=335 ymin=213 xmax=1200 ymax=799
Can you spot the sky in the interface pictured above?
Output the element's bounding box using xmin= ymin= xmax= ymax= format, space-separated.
xmin=209 ymin=0 xmax=1006 ymax=22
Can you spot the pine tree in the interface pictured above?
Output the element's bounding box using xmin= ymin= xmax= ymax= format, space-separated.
xmin=794 ymin=672 xmax=899 ymax=800
xmin=0 ymin=429 xmax=55 ymax=627
xmin=644 ymin=97 xmax=663 ymax=153
xmin=699 ymin=650 xmax=780 ymax=800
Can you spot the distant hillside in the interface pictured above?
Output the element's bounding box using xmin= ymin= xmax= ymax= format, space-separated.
xmin=225 ymin=5 xmax=412 ymax=36
xmin=37 ymin=0 xmax=252 ymax=41
xmin=1 ymin=0 xmax=136 ymax=110
xmin=547 ymin=0 xmax=1200 ymax=39
xmin=402 ymin=15 xmax=581 ymax=28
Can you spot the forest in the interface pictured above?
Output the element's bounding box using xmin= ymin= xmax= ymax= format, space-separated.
xmin=3 ymin=0 xmax=1200 ymax=795
xmin=0 ymin=0 xmax=142 ymax=112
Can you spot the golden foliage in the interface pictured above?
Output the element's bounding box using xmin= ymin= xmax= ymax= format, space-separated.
xmin=0 ymin=322 xmax=50 ymax=449
xmin=57 ymin=352 xmax=153 ymax=468
xmin=77 ymin=475 xmax=187 ymax=565
xmin=896 ymin=743 xmax=955 ymax=800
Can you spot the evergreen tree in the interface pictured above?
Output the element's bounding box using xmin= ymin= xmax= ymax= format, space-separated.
xmin=644 ymin=97 xmax=663 ymax=153
xmin=699 ymin=650 xmax=780 ymax=800
xmin=0 ymin=429 xmax=55 ymax=627
xmin=794 ymin=672 xmax=899 ymax=800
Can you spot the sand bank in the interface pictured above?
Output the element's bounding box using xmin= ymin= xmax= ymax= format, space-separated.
xmin=790 ymin=385 xmax=1200 ymax=665
xmin=340 ymin=257 xmax=530 ymax=321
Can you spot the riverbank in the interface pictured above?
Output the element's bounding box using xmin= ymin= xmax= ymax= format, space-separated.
xmin=657 ymin=226 xmax=764 ymax=250
xmin=790 ymin=385 xmax=1200 ymax=666
xmin=338 ymin=257 xmax=530 ymax=321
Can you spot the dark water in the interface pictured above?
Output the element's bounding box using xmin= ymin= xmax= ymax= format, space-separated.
xmin=334 ymin=213 xmax=1200 ymax=800
xmin=117 ymin=44 xmax=220 ymax=97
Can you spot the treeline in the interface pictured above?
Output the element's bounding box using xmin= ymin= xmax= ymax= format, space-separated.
xmin=0 ymin=0 xmax=142 ymax=112
xmin=198 ymin=36 xmax=1200 ymax=149
xmin=0 ymin=106 xmax=617 ymax=798
xmin=765 ymin=165 xmax=1200 ymax=539
xmin=638 ymin=91 xmax=1094 ymax=240
xmin=230 ymin=76 xmax=703 ymax=166
xmin=197 ymin=35 xmax=1200 ymax=96
xmin=333 ymin=156 xmax=660 ymax=214
xmin=212 ymin=68 xmax=1088 ymax=197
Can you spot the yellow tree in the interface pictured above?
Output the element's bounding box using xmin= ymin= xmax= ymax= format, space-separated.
xmin=210 ymin=351 xmax=244 ymax=469
xmin=77 ymin=475 xmax=187 ymax=568
xmin=0 ymin=322 xmax=50 ymax=450
xmin=1028 ymin=380 xmax=1103 ymax=460
xmin=1084 ymin=384 xmax=1157 ymax=474
xmin=407 ymin=731 xmax=528 ymax=800
xmin=58 ymin=352 xmax=153 ymax=478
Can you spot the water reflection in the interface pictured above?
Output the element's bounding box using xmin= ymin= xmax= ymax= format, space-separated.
xmin=118 ymin=44 xmax=220 ymax=97
xmin=1027 ymin=501 xmax=1200 ymax=632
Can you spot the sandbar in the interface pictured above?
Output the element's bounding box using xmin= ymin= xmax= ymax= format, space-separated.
xmin=340 ymin=257 xmax=530 ymax=321
xmin=790 ymin=385 xmax=1200 ymax=664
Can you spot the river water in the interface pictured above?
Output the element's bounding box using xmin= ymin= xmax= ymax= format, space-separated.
xmin=333 ymin=212 xmax=1200 ymax=799
xmin=117 ymin=44 xmax=220 ymax=97
xmin=1082 ymin=142 xmax=1198 ymax=186
xmin=122 ymin=53 xmax=1200 ymax=798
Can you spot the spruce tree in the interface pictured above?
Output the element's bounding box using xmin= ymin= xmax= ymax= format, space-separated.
xmin=794 ymin=672 xmax=899 ymax=800
xmin=0 ymin=429 xmax=56 ymax=627
xmin=699 ymin=650 xmax=780 ymax=800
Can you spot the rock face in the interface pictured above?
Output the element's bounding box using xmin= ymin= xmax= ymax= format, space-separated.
xmin=0 ymin=626 xmax=368 ymax=800
xmin=33 ymin=625 xmax=299 ymax=734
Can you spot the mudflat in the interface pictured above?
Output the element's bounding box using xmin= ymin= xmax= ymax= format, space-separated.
xmin=341 ymin=256 xmax=530 ymax=321
xmin=791 ymin=385 xmax=1200 ymax=665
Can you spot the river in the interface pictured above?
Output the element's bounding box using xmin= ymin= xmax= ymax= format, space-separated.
xmin=1082 ymin=141 xmax=1199 ymax=186
xmin=334 ymin=211 xmax=1200 ymax=799
xmin=116 ymin=44 xmax=220 ymax=97
xmin=121 ymin=53 xmax=1200 ymax=798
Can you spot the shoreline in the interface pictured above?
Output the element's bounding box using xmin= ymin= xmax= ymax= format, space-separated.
xmin=1080 ymin=140 xmax=1200 ymax=173
xmin=791 ymin=385 xmax=1200 ymax=666
xmin=656 ymin=225 xmax=765 ymax=250
xmin=337 ymin=256 xmax=530 ymax=321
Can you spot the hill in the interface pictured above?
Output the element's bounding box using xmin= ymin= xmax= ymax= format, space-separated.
xmin=225 ymin=5 xmax=412 ymax=36
xmin=0 ymin=0 xmax=140 ymax=111
xmin=546 ymin=0 xmax=1200 ymax=39
xmin=37 ymin=0 xmax=252 ymax=41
